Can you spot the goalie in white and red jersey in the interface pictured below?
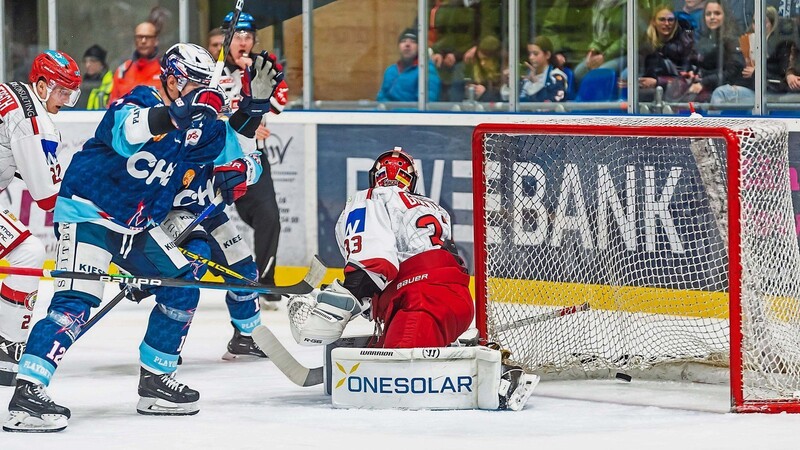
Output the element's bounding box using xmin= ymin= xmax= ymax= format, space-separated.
xmin=0 ymin=50 xmax=81 ymax=386
xmin=296 ymin=147 xmax=474 ymax=349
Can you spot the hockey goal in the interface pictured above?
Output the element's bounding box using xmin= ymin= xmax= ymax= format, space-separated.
xmin=472 ymin=117 xmax=800 ymax=413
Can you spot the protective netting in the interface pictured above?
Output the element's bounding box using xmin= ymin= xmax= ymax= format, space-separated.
xmin=474 ymin=118 xmax=800 ymax=409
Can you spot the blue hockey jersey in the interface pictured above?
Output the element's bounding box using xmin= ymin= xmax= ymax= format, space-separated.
xmin=54 ymin=86 xmax=251 ymax=231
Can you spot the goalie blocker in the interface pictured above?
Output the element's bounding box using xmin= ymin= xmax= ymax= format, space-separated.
xmin=323 ymin=337 xmax=538 ymax=411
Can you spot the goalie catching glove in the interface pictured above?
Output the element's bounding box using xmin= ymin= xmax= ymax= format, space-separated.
xmin=288 ymin=279 xmax=370 ymax=346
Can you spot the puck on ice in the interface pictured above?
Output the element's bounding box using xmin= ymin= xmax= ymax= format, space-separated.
xmin=615 ymin=372 xmax=632 ymax=382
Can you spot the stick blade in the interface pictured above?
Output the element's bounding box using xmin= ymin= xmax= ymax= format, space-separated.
xmin=252 ymin=325 xmax=323 ymax=387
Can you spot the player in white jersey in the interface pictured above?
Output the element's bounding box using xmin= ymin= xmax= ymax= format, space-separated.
xmin=0 ymin=50 xmax=81 ymax=386
xmin=293 ymin=147 xmax=474 ymax=349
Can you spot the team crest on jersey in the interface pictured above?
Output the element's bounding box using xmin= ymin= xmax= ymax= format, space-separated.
xmin=24 ymin=291 xmax=37 ymax=311
xmin=185 ymin=128 xmax=202 ymax=146
xmin=182 ymin=169 xmax=196 ymax=187
xmin=344 ymin=208 xmax=366 ymax=236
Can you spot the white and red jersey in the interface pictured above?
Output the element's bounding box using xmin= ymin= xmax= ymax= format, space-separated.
xmin=0 ymin=81 xmax=62 ymax=211
xmin=334 ymin=186 xmax=453 ymax=291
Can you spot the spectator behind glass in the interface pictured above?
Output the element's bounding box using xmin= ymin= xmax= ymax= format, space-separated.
xmin=574 ymin=0 xmax=627 ymax=84
xmin=724 ymin=6 xmax=800 ymax=100
xmin=674 ymin=0 xmax=708 ymax=39
xmin=638 ymin=5 xmax=696 ymax=102
xmin=465 ymin=35 xmax=505 ymax=102
xmin=428 ymin=0 xmax=502 ymax=102
xmin=207 ymin=27 xmax=225 ymax=60
xmin=75 ymin=45 xmax=113 ymax=110
xmin=519 ymin=36 xmax=568 ymax=103
xmin=107 ymin=21 xmax=161 ymax=104
xmin=675 ymin=0 xmax=745 ymax=103
xmin=377 ymin=28 xmax=440 ymax=102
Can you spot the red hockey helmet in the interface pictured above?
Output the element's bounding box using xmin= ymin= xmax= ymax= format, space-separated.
xmin=369 ymin=147 xmax=418 ymax=192
xmin=28 ymin=50 xmax=82 ymax=106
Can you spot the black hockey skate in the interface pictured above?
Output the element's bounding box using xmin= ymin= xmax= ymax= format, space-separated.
xmin=137 ymin=368 xmax=199 ymax=416
xmin=0 ymin=337 xmax=24 ymax=386
xmin=3 ymin=380 xmax=70 ymax=432
xmin=499 ymin=362 xmax=539 ymax=411
xmin=222 ymin=324 xmax=267 ymax=360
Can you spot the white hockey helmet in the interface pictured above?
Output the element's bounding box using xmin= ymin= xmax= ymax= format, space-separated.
xmin=159 ymin=43 xmax=216 ymax=92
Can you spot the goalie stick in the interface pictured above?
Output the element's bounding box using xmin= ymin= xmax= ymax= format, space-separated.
xmin=494 ymin=302 xmax=591 ymax=333
xmin=251 ymin=325 xmax=324 ymax=387
xmin=0 ymin=255 xmax=327 ymax=296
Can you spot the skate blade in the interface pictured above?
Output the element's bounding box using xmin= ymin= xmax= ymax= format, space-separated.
xmin=136 ymin=397 xmax=199 ymax=416
xmin=221 ymin=351 xmax=267 ymax=361
xmin=3 ymin=411 xmax=68 ymax=433
xmin=507 ymin=374 xmax=540 ymax=411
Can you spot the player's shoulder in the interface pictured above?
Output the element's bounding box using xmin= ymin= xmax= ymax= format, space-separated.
xmin=111 ymin=85 xmax=163 ymax=110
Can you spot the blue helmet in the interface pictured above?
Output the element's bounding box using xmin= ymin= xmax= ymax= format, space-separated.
xmin=222 ymin=11 xmax=256 ymax=32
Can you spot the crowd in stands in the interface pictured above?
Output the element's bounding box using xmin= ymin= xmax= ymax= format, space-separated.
xmin=374 ymin=0 xmax=800 ymax=113
xmin=65 ymin=1 xmax=800 ymax=113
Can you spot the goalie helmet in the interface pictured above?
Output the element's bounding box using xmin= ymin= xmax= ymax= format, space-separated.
xmin=160 ymin=43 xmax=215 ymax=91
xmin=28 ymin=50 xmax=82 ymax=106
xmin=368 ymin=147 xmax=418 ymax=193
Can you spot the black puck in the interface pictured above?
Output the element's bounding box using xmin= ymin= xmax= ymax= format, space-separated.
xmin=615 ymin=372 xmax=632 ymax=382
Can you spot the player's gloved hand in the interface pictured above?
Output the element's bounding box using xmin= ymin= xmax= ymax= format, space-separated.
xmin=238 ymin=51 xmax=285 ymax=117
xmin=119 ymin=283 xmax=153 ymax=303
xmin=269 ymin=80 xmax=288 ymax=114
xmin=213 ymin=159 xmax=248 ymax=205
xmin=169 ymin=86 xmax=225 ymax=129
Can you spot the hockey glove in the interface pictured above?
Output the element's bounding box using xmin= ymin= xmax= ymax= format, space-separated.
xmin=169 ymin=86 xmax=225 ymax=129
xmin=213 ymin=159 xmax=248 ymax=205
xmin=120 ymin=283 xmax=153 ymax=303
xmin=238 ymin=51 xmax=285 ymax=117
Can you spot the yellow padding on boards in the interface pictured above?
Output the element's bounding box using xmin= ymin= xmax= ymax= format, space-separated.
xmin=486 ymin=278 xmax=753 ymax=320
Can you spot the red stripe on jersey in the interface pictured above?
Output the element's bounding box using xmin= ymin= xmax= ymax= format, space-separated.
xmin=30 ymin=116 xmax=39 ymax=134
xmin=0 ymin=283 xmax=28 ymax=306
xmin=35 ymin=194 xmax=57 ymax=212
xmin=346 ymin=257 xmax=398 ymax=284
xmin=366 ymin=188 xmax=374 ymax=199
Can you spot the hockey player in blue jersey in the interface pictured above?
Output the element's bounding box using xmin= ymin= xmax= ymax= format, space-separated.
xmin=165 ymin=156 xmax=268 ymax=361
xmin=3 ymin=42 xmax=281 ymax=433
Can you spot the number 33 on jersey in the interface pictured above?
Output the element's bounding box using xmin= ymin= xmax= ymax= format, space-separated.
xmin=335 ymin=185 xmax=453 ymax=290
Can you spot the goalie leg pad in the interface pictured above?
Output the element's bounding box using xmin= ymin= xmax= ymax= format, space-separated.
xmin=330 ymin=346 xmax=516 ymax=410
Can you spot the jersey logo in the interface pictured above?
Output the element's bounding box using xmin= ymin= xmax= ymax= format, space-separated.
xmin=0 ymin=84 xmax=18 ymax=116
xmin=7 ymin=82 xmax=37 ymax=119
xmin=127 ymin=151 xmax=176 ymax=186
xmin=344 ymin=208 xmax=366 ymax=236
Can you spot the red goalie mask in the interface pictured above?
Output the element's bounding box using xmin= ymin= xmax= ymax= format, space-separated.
xmin=369 ymin=147 xmax=418 ymax=192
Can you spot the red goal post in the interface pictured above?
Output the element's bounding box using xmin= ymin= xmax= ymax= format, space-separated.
xmin=471 ymin=118 xmax=800 ymax=413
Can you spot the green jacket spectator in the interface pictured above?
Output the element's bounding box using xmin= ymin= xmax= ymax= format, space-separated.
xmin=76 ymin=45 xmax=113 ymax=110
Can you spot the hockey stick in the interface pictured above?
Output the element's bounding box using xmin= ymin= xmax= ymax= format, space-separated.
xmin=210 ymin=0 xmax=244 ymax=89
xmin=178 ymin=247 xmax=258 ymax=286
xmin=0 ymin=255 xmax=326 ymax=296
xmin=78 ymin=197 xmax=224 ymax=337
xmin=494 ymin=302 xmax=591 ymax=333
xmin=251 ymin=325 xmax=324 ymax=387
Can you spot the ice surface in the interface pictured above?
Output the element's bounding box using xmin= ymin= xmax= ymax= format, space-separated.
xmin=2 ymin=283 xmax=800 ymax=449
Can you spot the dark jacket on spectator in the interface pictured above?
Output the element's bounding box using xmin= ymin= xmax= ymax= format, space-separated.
xmin=693 ymin=29 xmax=746 ymax=93
xmin=642 ymin=18 xmax=696 ymax=89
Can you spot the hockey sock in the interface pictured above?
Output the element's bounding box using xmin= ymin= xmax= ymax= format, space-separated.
xmin=17 ymin=296 xmax=90 ymax=386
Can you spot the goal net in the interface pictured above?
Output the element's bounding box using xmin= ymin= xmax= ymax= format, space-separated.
xmin=472 ymin=117 xmax=800 ymax=413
